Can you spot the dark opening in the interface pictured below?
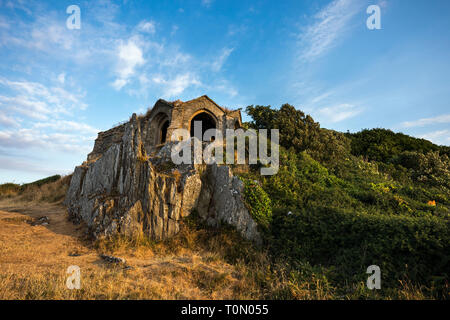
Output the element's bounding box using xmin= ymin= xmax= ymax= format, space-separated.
xmin=160 ymin=120 xmax=169 ymax=144
xmin=190 ymin=112 xmax=216 ymax=140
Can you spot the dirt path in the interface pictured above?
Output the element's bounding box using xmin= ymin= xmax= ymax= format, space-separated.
xmin=0 ymin=199 xmax=245 ymax=299
xmin=0 ymin=200 xmax=95 ymax=274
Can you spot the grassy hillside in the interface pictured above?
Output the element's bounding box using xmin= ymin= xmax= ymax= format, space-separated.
xmin=241 ymin=104 xmax=449 ymax=299
xmin=1 ymin=107 xmax=448 ymax=299
xmin=0 ymin=175 xmax=70 ymax=203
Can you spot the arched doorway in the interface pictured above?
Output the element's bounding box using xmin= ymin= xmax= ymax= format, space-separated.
xmin=190 ymin=111 xmax=216 ymax=140
xmin=160 ymin=120 xmax=169 ymax=144
xmin=149 ymin=112 xmax=170 ymax=146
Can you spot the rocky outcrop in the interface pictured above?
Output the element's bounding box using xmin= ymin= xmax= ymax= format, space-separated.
xmin=197 ymin=165 xmax=261 ymax=244
xmin=65 ymin=114 xmax=261 ymax=243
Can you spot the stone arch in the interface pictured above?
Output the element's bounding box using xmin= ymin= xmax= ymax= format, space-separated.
xmin=159 ymin=119 xmax=170 ymax=144
xmin=234 ymin=119 xmax=240 ymax=130
xmin=149 ymin=112 xmax=170 ymax=145
xmin=189 ymin=110 xmax=217 ymax=140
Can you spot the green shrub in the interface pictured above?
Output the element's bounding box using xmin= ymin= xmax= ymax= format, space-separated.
xmin=240 ymin=177 xmax=272 ymax=229
xmin=270 ymin=206 xmax=449 ymax=297
xmin=20 ymin=175 xmax=61 ymax=190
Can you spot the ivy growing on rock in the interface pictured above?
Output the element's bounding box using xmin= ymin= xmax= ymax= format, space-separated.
xmin=239 ymin=177 xmax=272 ymax=230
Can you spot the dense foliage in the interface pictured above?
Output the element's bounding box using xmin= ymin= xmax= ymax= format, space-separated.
xmin=241 ymin=104 xmax=450 ymax=298
xmin=240 ymin=177 xmax=272 ymax=230
xmin=246 ymin=104 xmax=351 ymax=164
xmin=347 ymin=128 xmax=450 ymax=162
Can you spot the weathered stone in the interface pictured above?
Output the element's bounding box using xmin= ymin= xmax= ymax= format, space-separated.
xmin=65 ymin=96 xmax=261 ymax=244
xmin=100 ymin=254 xmax=126 ymax=264
xmin=30 ymin=216 xmax=50 ymax=226
xmin=201 ymin=164 xmax=261 ymax=244
xmin=89 ymin=95 xmax=242 ymax=159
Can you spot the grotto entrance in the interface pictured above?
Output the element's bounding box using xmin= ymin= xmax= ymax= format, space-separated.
xmin=160 ymin=120 xmax=169 ymax=144
xmin=190 ymin=112 xmax=217 ymax=140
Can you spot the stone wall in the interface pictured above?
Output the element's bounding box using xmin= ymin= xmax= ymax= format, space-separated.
xmin=86 ymin=96 xmax=241 ymax=162
xmin=87 ymin=123 xmax=127 ymax=161
xmin=65 ymin=114 xmax=261 ymax=243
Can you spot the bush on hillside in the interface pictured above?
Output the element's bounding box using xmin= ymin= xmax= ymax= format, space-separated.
xmin=240 ymin=177 xmax=272 ymax=230
xmin=270 ymin=206 xmax=449 ymax=297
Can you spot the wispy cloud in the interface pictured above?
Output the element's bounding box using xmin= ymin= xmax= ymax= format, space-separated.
xmin=0 ymin=77 xmax=87 ymax=117
xmin=0 ymin=76 xmax=95 ymax=154
xmin=317 ymin=103 xmax=363 ymax=123
xmin=137 ymin=20 xmax=156 ymax=34
xmin=0 ymin=0 xmax=242 ymax=182
xmin=0 ymin=114 xmax=19 ymax=127
xmin=57 ymin=73 xmax=65 ymax=84
xmin=33 ymin=120 xmax=99 ymax=135
xmin=420 ymin=129 xmax=450 ymax=146
xmin=152 ymin=73 xmax=201 ymax=98
xmin=211 ymin=48 xmax=234 ymax=72
xmin=201 ymin=0 xmax=214 ymax=8
xmin=0 ymin=126 xmax=95 ymax=154
xmin=401 ymin=114 xmax=450 ymax=128
xmin=227 ymin=24 xmax=247 ymax=37
xmin=298 ymin=0 xmax=361 ymax=61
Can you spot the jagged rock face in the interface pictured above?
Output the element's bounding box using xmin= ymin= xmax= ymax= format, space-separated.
xmin=65 ymin=114 xmax=261 ymax=243
xmin=197 ymin=165 xmax=261 ymax=244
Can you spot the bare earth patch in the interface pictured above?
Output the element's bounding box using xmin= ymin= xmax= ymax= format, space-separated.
xmin=0 ymin=199 xmax=250 ymax=299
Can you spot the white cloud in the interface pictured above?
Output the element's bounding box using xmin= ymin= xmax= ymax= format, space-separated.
xmin=159 ymin=51 xmax=191 ymax=68
xmin=0 ymin=95 xmax=50 ymax=120
xmin=153 ymin=73 xmax=201 ymax=98
xmin=211 ymin=48 xmax=234 ymax=72
xmin=202 ymin=0 xmax=213 ymax=8
xmin=3 ymin=0 xmax=32 ymax=14
xmin=112 ymin=79 xmax=128 ymax=90
xmin=137 ymin=20 xmax=156 ymax=34
xmin=298 ymin=0 xmax=360 ymax=61
xmin=317 ymin=103 xmax=362 ymax=123
xmin=401 ymin=114 xmax=450 ymax=128
xmin=0 ymin=76 xmax=94 ymax=154
xmin=33 ymin=120 xmax=99 ymax=135
xmin=0 ymin=2 xmax=241 ymax=180
xmin=0 ymin=126 xmax=95 ymax=154
xmin=0 ymin=78 xmax=87 ymax=116
xmin=0 ymin=114 xmax=19 ymax=127
xmin=420 ymin=129 xmax=450 ymax=146
xmin=31 ymin=23 xmax=75 ymax=51
xmin=57 ymin=73 xmax=65 ymax=84
xmin=112 ymin=37 xmax=146 ymax=90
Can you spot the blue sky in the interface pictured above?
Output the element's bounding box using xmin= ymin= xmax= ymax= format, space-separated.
xmin=0 ymin=0 xmax=449 ymax=183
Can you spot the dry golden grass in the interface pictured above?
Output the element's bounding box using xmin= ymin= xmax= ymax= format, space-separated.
xmin=0 ymin=198 xmax=287 ymax=300
xmin=0 ymin=177 xmax=434 ymax=300
xmin=0 ymin=175 xmax=71 ymax=203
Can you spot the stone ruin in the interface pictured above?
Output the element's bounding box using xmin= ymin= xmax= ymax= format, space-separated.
xmin=64 ymin=95 xmax=261 ymax=243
